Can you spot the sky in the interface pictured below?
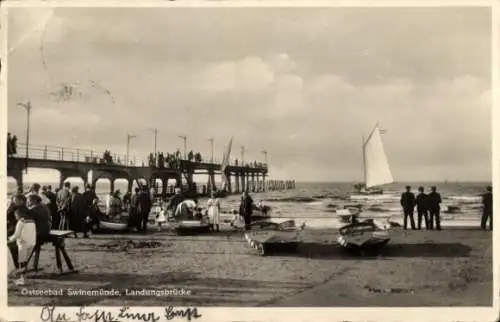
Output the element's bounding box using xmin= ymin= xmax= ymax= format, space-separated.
xmin=6 ymin=6 xmax=493 ymax=183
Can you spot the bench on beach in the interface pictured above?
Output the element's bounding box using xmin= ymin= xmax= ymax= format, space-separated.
xmin=25 ymin=229 xmax=78 ymax=275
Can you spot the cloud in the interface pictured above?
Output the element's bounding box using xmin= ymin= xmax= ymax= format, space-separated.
xmin=6 ymin=7 xmax=491 ymax=182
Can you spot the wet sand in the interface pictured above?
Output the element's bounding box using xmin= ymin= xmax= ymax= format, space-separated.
xmin=8 ymin=226 xmax=492 ymax=307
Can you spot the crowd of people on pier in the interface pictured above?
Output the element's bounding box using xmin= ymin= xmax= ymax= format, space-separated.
xmin=400 ymin=185 xmax=493 ymax=231
xmin=6 ymin=132 xmax=18 ymax=158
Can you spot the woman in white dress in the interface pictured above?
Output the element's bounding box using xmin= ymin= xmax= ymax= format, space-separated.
xmin=156 ymin=200 xmax=167 ymax=231
xmin=207 ymin=191 xmax=221 ymax=232
xmin=8 ymin=210 xmax=37 ymax=286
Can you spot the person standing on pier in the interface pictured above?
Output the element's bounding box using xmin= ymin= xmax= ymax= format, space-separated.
xmin=57 ymin=182 xmax=72 ymax=230
xmin=400 ymin=186 xmax=416 ymax=230
xmin=481 ymin=185 xmax=493 ymax=231
xmin=415 ymin=186 xmax=429 ymax=230
xmin=427 ymin=186 xmax=442 ymax=230
xmin=207 ymin=191 xmax=221 ymax=232
xmin=240 ymin=191 xmax=254 ymax=231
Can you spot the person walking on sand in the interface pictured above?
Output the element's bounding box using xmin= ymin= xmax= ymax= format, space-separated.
xmin=137 ymin=186 xmax=152 ymax=233
xmin=415 ymin=186 xmax=429 ymax=230
xmin=240 ymin=191 xmax=254 ymax=231
xmin=56 ymin=182 xmax=72 ymax=230
xmin=427 ymin=186 xmax=442 ymax=230
xmin=481 ymin=185 xmax=493 ymax=231
xmin=400 ymin=186 xmax=416 ymax=230
xmin=207 ymin=191 xmax=221 ymax=232
xmin=128 ymin=187 xmax=140 ymax=230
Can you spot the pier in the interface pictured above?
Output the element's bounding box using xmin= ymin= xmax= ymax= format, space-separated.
xmin=6 ymin=142 xmax=295 ymax=196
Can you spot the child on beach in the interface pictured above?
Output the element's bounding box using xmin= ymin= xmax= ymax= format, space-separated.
xmin=8 ymin=210 xmax=37 ymax=286
xmin=155 ymin=201 xmax=167 ymax=231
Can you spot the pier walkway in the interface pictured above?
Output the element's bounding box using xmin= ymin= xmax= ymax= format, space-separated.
xmin=7 ymin=143 xmax=295 ymax=195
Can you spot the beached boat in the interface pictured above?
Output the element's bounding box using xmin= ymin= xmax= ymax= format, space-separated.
xmin=169 ymin=200 xmax=211 ymax=234
xmin=350 ymin=123 xmax=394 ymax=198
xmin=243 ymin=219 xmax=307 ymax=256
xmin=337 ymin=215 xmax=391 ymax=255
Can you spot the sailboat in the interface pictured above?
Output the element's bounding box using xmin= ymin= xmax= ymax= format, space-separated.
xmin=352 ymin=123 xmax=394 ymax=196
xmin=217 ymin=137 xmax=233 ymax=197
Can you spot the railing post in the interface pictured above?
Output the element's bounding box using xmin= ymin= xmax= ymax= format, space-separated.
xmin=43 ymin=145 xmax=47 ymax=159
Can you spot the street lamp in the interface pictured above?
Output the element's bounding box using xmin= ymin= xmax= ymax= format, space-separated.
xmin=148 ymin=128 xmax=158 ymax=161
xmin=17 ymin=101 xmax=32 ymax=173
xmin=178 ymin=135 xmax=187 ymax=160
xmin=261 ymin=149 xmax=268 ymax=166
xmin=126 ymin=134 xmax=136 ymax=165
xmin=207 ymin=137 xmax=214 ymax=163
xmin=240 ymin=146 xmax=245 ymax=165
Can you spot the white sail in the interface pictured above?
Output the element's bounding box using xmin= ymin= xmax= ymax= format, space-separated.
xmin=220 ymin=137 xmax=233 ymax=190
xmin=364 ymin=126 xmax=393 ymax=188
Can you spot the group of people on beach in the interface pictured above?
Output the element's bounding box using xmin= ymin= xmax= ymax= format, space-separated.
xmin=400 ymin=185 xmax=492 ymax=231
xmin=7 ymin=181 xmax=98 ymax=285
xmin=6 ymin=132 xmax=18 ymax=157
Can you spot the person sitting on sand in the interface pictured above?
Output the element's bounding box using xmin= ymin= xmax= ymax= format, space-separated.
xmin=8 ymin=208 xmax=37 ymax=286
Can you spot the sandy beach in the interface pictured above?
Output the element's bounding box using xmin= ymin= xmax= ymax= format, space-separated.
xmin=8 ymin=226 xmax=492 ymax=307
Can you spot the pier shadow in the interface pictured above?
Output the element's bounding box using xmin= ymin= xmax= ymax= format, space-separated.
xmin=263 ymin=242 xmax=472 ymax=259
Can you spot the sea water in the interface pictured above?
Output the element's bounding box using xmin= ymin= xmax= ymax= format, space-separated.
xmin=7 ymin=181 xmax=487 ymax=228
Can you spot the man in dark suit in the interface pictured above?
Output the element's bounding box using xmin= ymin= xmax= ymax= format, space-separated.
xmin=400 ymin=185 xmax=416 ymax=230
xmin=27 ymin=194 xmax=51 ymax=244
xmin=427 ymin=186 xmax=442 ymax=230
xmin=415 ymin=186 xmax=429 ymax=230
xmin=481 ymin=185 xmax=492 ymax=231
xmin=137 ymin=186 xmax=152 ymax=233
xmin=239 ymin=190 xmax=254 ymax=231
xmin=70 ymin=186 xmax=90 ymax=238
xmin=56 ymin=182 xmax=72 ymax=230
xmin=128 ymin=187 xmax=140 ymax=230
xmin=41 ymin=186 xmax=57 ymax=229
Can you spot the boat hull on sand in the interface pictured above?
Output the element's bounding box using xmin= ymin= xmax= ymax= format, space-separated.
xmin=243 ymin=219 xmax=306 ymax=256
xmin=337 ymin=219 xmax=391 ymax=255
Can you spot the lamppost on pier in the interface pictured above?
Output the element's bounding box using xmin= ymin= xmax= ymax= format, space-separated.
xmin=178 ymin=135 xmax=187 ymax=160
xmin=241 ymin=146 xmax=245 ymax=165
xmin=148 ymin=128 xmax=158 ymax=161
xmin=207 ymin=137 xmax=214 ymax=163
xmin=261 ymin=149 xmax=268 ymax=166
xmin=126 ymin=134 xmax=136 ymax=166
xmin=18 ymin=101 xmax=32 ymax=173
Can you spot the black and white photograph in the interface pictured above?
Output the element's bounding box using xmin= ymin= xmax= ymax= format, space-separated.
xmin=1 ymin=1 xmax=498 ymax=320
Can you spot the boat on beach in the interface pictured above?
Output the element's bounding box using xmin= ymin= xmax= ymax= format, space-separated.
xmin=243 ymin=219 xmax=307 ymax=256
